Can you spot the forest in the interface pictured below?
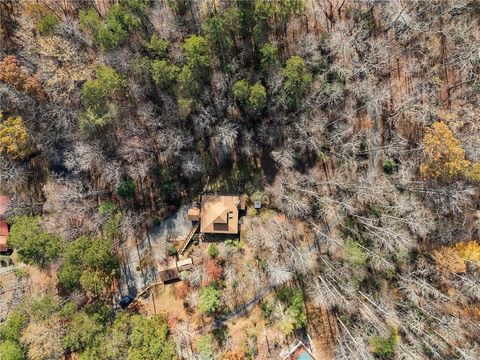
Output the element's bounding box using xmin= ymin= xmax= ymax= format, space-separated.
xmin=0 ymin=0 xmax=479 ymax=359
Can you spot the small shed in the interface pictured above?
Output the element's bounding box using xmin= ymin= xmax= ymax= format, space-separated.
xmin=158 ymin=257 xmax=194 ymax=282
xmin=187 ymin=207 xmax=200 ymax=222
xmin=177 ymin=258 xmax=193 ymax=271
xmin=158 ymin=262 xmax=180 ymax=282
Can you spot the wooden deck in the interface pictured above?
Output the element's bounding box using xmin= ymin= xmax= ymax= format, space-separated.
xmin=178 ymin=224 xmax=199 ymax=255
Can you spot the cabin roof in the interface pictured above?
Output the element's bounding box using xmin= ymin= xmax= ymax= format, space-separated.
xmin=200 ymin=195 xmax=239 ymax=234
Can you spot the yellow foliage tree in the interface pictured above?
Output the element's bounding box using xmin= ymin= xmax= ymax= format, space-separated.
xmin=464 ymin=163 xmax=480 ymax=183
xmin=0 ymin=115 xmax=31 ymax=160
xmin=454 ymin=241 xmax=480 ymax=264
xmin=419 ymin=122 xmax=470 ymax=181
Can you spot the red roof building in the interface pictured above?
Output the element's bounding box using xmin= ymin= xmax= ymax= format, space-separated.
xmin=0 ymin=196 xmax=10 ymax=252
xmin=0 ymin=220 xmax=8 ymax=252
xmin=0 ymin=195 xmax=9 ymax=218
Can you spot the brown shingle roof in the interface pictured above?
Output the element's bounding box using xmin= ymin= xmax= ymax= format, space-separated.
xmin=158 ymin=261 xmax=180 ymax=282
xmin=200 ymin=195 xmax=239 ymax=234
xmin=187 ymin=207 xmax=200 ymax=221
xmin=158 ymin=257 xmax=194 ymax=282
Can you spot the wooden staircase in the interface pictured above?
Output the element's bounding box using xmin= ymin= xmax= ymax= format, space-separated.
xmin=178 ymin=224 xmax=199 ymax=255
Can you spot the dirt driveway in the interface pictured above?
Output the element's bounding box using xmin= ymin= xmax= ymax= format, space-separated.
xmin=116 ymin=206 xmax=191 ymax=301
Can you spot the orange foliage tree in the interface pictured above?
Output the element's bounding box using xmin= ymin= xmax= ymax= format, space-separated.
xmin=221 ymin=351 xmax=244 ymax=360
xmin=420 ymin=122 xmax=470 ymax=181
xmin=176 ymin=282 xmax=190 ymax=300
xmin=433 ymin=240 xmax=480 ymax=274
xmin=0 ymin=55 xmax=46 ymax=101
xmin=432 ymin=247 xmax=466 ymax=274
xmin=206 ymin=259 xmax=223 ymax=282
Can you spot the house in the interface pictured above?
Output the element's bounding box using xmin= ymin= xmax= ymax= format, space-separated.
xmin=158 ymin=257 xmax=194 ymax=282
xmin=281 ymin=340 xmax=315 ymax=360
xmin=198 ymin=195 xmax=240 ymax=235
xmin=0 ymin=196 xmax=10 ymax=253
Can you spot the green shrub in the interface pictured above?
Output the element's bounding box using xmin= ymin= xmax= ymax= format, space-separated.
xmin=247 ymin=82 xmax=267 ymax=114
xmin=144 ymin=34 xmax=169 ymax=58
xmin=167 ymin=245 xmax=177 ymax=257
xmin=261 ymin=301 xmax=272 ymax=318
xmin=252 ymin=0 xmax=275 ymax=45
xmin=150 ymin=60 xmax=180 ymax=91
xmin=30 ymin=295 xmax=60 ymax=321
xmin=103 ymin=211 xmax=122 ymax=240
xmin=98 ymin=201 xmax=117 ymax=215
xmin=198 ymin=285 xmax=221 ymax=314
xmin=79 ymin=103 xmax=119 ymax=130
xmin=0 ymin=340 xmax=25 ymax=360
xmin=82 ymin=66 xmax=126 ymax=107
xmin=382 ymin=159 xmax=397 ymax=174
xmin=277 ymin=287 xmax=306 ymax=333
xmin=281 ymin=55 xmax=312 ymax=109
xmin=37 ymin=14 xmax=59 ymax=34
xmin=178 ymin=65 xmax=200 ymax=98
xmin=13 ymin=268 xmax=28 ymax=278
xmin=79 ymin=5 xmax=140 ymax=50
xmin=233 ymin=79 xmax=267 ymax=115
xmin=122 ymin=0 xmax=150 ymax=15
xmin=233 ymin=79 xmax=250 ymax=103
xmin=207 ymin=244 xmax=219 ymax=258
xmin=116 ymin=180 xmax=136 ymax=197
xmin=464 ymin=162 xmax=480 ymax=183
xmin=203 ymin=15 xmax=233 ymax=60
xmin=0 ymin=307 xmax=28 ymax=342
xmin=177 ymin=96 xmax=194 ymax=119
xmin=182 ymin=35 xmax=211 ymax=80
xmin=369 ymin=328 xmax=399 ymax=359
xmin=197 ymin=334 xmax=213 ymax=360
xmin=7 ymin=216 xmax=63 ymax=269
xmin=259 ymin=42 xmax=277 ymax=72
xmin=61 ymin=236 xmax=119 ymax=294
xmin=80 ymin=66 xmax=124 ymax=130
xmin=342 ymin=239 xmax=367 ymax=269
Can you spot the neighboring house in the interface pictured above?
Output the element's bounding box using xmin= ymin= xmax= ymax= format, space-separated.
xmin=0 ymin=195 xmax=10 ymax=253
xmin=158 ymin=257 xmax=193 ymax=282
xmin=192 ymin=195 xmax=244 ymax=235
xmin=281 ymin=340 xmax=315 ymax=360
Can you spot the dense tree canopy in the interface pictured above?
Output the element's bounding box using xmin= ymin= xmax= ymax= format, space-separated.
xmin=1 ymin=1 xmax=480 ymax=359
xmin=7 ymin=216 xmax=63 ymax=268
